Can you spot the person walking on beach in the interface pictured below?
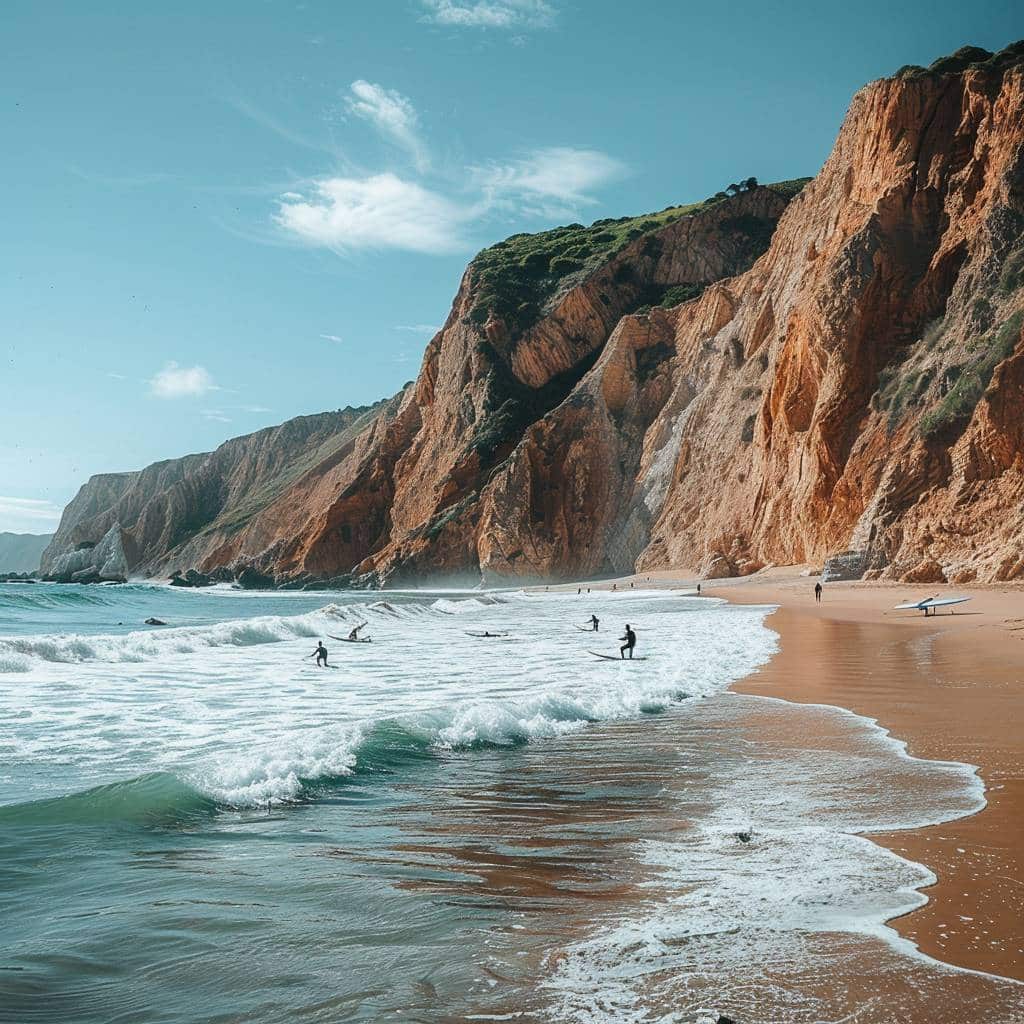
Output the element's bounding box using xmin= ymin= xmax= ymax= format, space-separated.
xmin=620 ymin=624 xmax=636 ymax=660
xmin=589 ymin=614 xmax=600 ymax=632
xmin=814 ymin=582 xmax=822 ymax=604
xmin=310 ymin=641 xmax=329 ymax=667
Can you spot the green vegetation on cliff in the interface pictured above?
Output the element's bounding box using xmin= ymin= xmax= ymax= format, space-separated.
xmin=895 ymin=40 xmax=1024 ymax=80
xmin=468 ymin=179 xmax=810 ymax=338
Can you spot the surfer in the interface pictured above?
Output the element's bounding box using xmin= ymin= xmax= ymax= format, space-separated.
xmin=309 ymin=641 xmax=329 ymax=667
xmin=348 ymin=622 xmax=367 ymax=641
xmin=814 ymin=581 xmax=822 ymax=603
xmin=589 ymin=614 xmax=600 ymax=632
xmin=619 ymin=624 xmax=636 ymax=660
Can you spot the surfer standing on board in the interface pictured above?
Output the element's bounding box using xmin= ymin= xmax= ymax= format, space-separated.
xmin=310 ymin=641 xmax=329 ymax=667
xmin=590 ymin=614 xmax=600 ymax=632
xmin=348 ymin=622 xmax=367 ymax=641
xmin=619 ymin=624 xmax=636 ymax=660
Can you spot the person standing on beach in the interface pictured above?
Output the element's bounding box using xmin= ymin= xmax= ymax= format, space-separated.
xmin=815 ymin=582 xmax=822 ymax=604
xmin=310 ymin=641 xmax=329 ymax=667
xmin=697 ymin=583 xmax=701 ymax=596
xmin=619 ymin=624 xmax=636 ymax=659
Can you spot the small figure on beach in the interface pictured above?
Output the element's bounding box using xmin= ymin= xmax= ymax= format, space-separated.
xmin=310 ymin=641 xmax=329 ymax=667
xmin=619 ymin=624 xmax=637 ymax=660
xmin=814 ymin=582 xmax=822 ymax=604
xmin=348 ymin=622 xmax=367 ymax=641
xmin=612 ymin=583 xmax=617 ymax=592
xmin=577 ymin=587 xmax=581 ymax=595
xmin=696 ymin=583 xmax=701 ymax=596
xmin=590 ymin=614 xmax=600 ymax=632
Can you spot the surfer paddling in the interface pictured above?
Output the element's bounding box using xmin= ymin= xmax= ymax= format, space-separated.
xmin=309 ymin=641 xmax=329 ymax=667
xmin=619 ymin=624 xmax=636 ymax=660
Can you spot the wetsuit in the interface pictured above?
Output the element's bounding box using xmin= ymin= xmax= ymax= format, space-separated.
xmin=590 ymin=616 xmax=600 ymax=632
xmin=620 ymin=627 xmax=636 ymax=660
xmin=314 ymin=644 xmax=328 ymax=666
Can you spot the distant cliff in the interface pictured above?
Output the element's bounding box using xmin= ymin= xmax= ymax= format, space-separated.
xmin=0 ymin=533 xmax=52 ymax=573
xmin=45 ymin=42 xmax=1024 ymax=587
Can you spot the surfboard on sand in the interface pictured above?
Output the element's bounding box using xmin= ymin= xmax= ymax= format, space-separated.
xmin=328 ymin=635 xmax=373 ymax=643
xmin=588 ymin=651 xmax=648 ymax=661
xmin=893 ymin=596 xmax=971 ymax=615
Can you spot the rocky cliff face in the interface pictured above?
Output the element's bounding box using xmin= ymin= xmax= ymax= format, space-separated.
xmin=0 ymin=532 xmax=52 ymax=574
xmin=41 ymin=405 xmax=388 ymax=580
xmin=47 ymin=42 xmax=1024 ymax=586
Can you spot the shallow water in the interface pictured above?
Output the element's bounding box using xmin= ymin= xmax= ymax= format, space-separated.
xmin=1 ymin=583 xmax=1021 ymax=1023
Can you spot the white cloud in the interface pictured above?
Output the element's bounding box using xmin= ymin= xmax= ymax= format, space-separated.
xmin=420 ymin=0 xmax=556 ymax=30
xmin=202 ymin=410 xmax=232 ymax=424
xmin=474 ymin=147 xmax=626 ymax=207
xmin=149 ymin=362 xmax=217 ymax=399
xmin=0 ymin=496 xmax=62 ymax=524
xmin=394 ymin=323 xmax=440 ymax=333
xmin=319 ymin=333 xmax=344 ymax=343
xmin=276 ymin=173 xmax=471 ymax=254
xmin=346 ymin=81 xmax=429 ymax=172
xmin=106 ymin=372 xmax=127 ymax=380
xmin=237 ymin=404 xmax=272 ymax=414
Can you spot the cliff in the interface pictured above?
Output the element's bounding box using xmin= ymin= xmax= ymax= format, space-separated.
xmin=46 ymin=42 xmax=1024 ymax=587
xmin=0 ymin=533 xmax=52 ymax=574
xmin=41 ymin=404 xmax=389 ymax=581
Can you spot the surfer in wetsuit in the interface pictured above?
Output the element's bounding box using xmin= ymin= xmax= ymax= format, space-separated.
xmin=310 ymin=641 xmax=328 ymax=667
xmin=590 ymin=614 xmax=600 ymax=632
xmin=348 ymin=622 xmax=367 ymax=641
xmin=619 ymin=624 xmax=636 ymax=660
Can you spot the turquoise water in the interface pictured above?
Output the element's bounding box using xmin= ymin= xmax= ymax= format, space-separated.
xmin=1 ymin=583 xmax=1022 ymax=1023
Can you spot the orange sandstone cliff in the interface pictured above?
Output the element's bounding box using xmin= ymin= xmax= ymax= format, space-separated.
xmin=45 ymin=43 xmax=1024 ymax=587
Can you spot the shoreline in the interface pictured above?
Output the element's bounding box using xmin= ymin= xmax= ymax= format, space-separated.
xmin=555 ymin=567 xmax=1023 ymax=983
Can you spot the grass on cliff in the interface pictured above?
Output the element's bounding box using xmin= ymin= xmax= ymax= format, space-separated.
xmin=919 ymin=310 xmax=1024 ymax=442
xmin=467 ymin=179 xmax=810 ymax=338
xmin=894 ymin=40 xmax=1024 ymax=80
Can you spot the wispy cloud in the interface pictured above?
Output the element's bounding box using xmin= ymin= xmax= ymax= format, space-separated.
xmin=106 ymin=372 xmax=127 ymax=380
xmin=237 ymin=404 xmax=273 ymax=414
xmin=202 ymin=409 xmax=232 ymax=424
xmin=420 ymin=0 xmax=556 ymax=30
xmin=394 ymin=323 xmax=440 ymax=334
xmin=276 ymin=173 xmax=473 ymax=254
xmin=319 ymin=333 xmax=345 ymax=343
xmin=0 ymin=496 xmax=63 ymax=524
xmin=473 ymin=147 xmax=627 ymax=211
xmin=149 ymin=362 xmax=217 ymax=399
xmin=346 ymin=80 xmax=429 ymax=172
xmin=276 ymin=146 xmax=623 ymax=254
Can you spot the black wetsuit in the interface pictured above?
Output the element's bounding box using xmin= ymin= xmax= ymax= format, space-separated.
xmin=620 ymin=628 xmax=636 ymax=660
xmin=314 ymin=644 xmax=328 ymax=666
xmin=590 ymin=616 xmax=600 ymax=632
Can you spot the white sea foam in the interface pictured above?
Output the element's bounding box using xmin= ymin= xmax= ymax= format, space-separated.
xmin=0 ymin=591 xmax=776 ymax=810
xmin=543 ymin=695 xmax=1016 ymax=1024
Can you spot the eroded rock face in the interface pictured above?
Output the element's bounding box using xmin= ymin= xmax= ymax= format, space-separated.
xmin=641 ymin=46 xmax=1024 ymax=582
xmin=47 ymin=43 xmax=1024 ymax=586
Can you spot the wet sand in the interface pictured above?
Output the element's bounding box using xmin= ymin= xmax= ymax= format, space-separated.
xmin=573 ymin=569 xmax=1024 ymax=982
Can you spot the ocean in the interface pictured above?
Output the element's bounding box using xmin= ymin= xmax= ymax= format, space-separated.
xmin=1 ymin=583 xmax=1021 ymax=1023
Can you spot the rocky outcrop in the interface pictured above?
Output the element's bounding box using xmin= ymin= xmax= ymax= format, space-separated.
xmin=44 ymin=524 xmax=130 ymax=583
xmin=47 ymin=42 xmax=1024 ymax=586
xmin=0 ymin=532 xmax=51 ymax=574
xmin=41 ymin=405 xmax=389 ymax=581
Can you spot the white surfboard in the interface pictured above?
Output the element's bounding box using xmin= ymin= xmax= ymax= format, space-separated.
xmin=894 ymin=596 xmax=972 ymax=613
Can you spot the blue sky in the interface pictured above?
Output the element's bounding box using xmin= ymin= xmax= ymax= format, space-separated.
xmin=2 ymin=0 xmax=1021 ymax=533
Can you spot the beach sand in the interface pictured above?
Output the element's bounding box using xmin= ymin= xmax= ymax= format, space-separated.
xmin=568 ymin=568 xmax=1024 ymax=983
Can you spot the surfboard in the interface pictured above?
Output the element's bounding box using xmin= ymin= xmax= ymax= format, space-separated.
xmin=588 ymin=651 xmax=648 ymax=661
xmin=465 ymin=630 xmax=510 ymax=638
xmin=328 ymin=635 xmax=373 ymax=643
xmin=893 ymin=597 xmax=971 ymax=611
xmin=574 ymin=624 xmax=598 ymax=632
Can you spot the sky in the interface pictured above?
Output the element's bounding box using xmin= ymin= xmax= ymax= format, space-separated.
xmin=2 ymin=0 xmax=1021 ymax=533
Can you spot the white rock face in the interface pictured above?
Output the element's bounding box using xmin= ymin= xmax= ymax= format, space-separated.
xmin=48 ymin=525 xmax=129 ymax=582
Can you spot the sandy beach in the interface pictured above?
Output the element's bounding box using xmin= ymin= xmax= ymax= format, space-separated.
xmin=566 ymin=567 xmax=1024 ymax=984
